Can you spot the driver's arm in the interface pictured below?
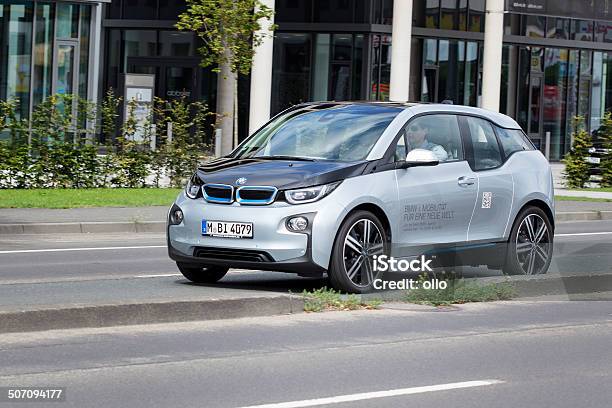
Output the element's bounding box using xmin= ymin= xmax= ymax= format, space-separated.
xmin=430 ymin=145 xmax=448 ymax=162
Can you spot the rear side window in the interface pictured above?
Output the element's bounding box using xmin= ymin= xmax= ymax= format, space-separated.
xmin=465 ymin=117 xmax=502 ymax=170
xmin=496 ymin=126 xmax=535 ymax=157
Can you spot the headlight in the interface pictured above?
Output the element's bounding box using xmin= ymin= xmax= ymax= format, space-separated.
xmin=285 ymin=181 xmax=341 ymax=204
xmin=185 ymin=173 xmax=203 ymax=199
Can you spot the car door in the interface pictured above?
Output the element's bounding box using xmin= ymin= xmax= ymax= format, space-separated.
xmin=460 ymin=116 xmax=514 ymax=242
xmin=393 ymin=114 xmax=478 ymax=256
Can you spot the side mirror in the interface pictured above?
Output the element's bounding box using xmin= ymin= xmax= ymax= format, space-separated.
xmin=397 ymin=148 xmax=439 ymax=169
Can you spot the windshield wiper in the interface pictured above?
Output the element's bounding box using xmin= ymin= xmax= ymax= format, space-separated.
xmin=255 ymin=155 xmax=318 ymax=162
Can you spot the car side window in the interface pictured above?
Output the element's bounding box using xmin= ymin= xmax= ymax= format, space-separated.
xmin=466 ymin=117 xmax=503 ymax=170
xmin=400 ymin=114 xmax=464 ymax=162
xmin=496 ymin=126 xmax=535 ymax=157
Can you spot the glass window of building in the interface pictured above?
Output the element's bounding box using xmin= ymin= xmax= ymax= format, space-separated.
xmin=468 ymin=0 xmax=484 ymax=32
xmin=595 ymin=21 xmax=612 ymax=42
xmin=123 ymin=0 xmax=157 ymax=20
xmin=124 ymin=30 xmax=157 ymax=69
xmin=381 ymin=0 xmax=393 ymax=24
xmin=159 ymin=0 xmax=187 ymax=20
xmin=330 ymin=34 xmax=352 ymax=100
xmin=565 ymin=50 xmax=579 ymax=144
xmin=590 ymin=52 xmax=612 ymax=137
xmin=313 ymin=0 xmax=354 ymax=23
xmin=571 ymin=20 xmax=594 ymax=41
xmin=105 ymin=29 xmax=122 ymax=92
xmin=440 ymin=0 xmax=457 ymax=30
xmin=543 ymin=48 xmax=568 ymax=160
xmin=503 ymin=13 xmax=521 ymax=35
xmin=271 ymin=33 xmax=312 ymax=114
xmin=275 ymin=0 xmax=312 ymax=22
xmin=546 ymin=17 xmax=569 ymax=39
xmin=32 ymin=2 xmax=54 ymax=107
xmin=108 ymin=0 xmax=122 ymax=19
xmin=0 ymin=2 xmax=33 ymax=119
xmin=352 ymin=34 xmax=363 ymax=100
xmin=79 ymin=5 xmax=91 ymax=101
xmin=426 ymin=0 xmax=440 ymax=28
xmin=159 ymin=31 xmax=194 ymax=57
xmin=522 ymin=15 xmax=546 ymax=38
xmin=56 ymin=3 xmax=79 ymax=39
xmin=376 ymin=34 xmax=392 ymax=101
xmin=312 ymin=34 xmax=331 ymax=101
xmin=370 ymin=34 xmax=391 ymax=101
xmin=500 ymin=44 xmax=519 ymax=117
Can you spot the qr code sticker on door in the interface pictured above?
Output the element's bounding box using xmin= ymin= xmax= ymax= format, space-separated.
xmin=482 ymin=192 xmax=492 ymax=209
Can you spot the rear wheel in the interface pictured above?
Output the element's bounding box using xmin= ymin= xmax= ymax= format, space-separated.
xmin=328 ymin=210 xmax=388 ymax=293
xmin=504 ymin=206 xmax=553 ymax=275
xmin=176 ymin=263 xmax=229 ymax=283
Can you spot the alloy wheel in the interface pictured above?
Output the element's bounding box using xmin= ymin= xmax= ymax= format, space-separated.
xmin=342 ymin=218 xmax=385 ymax=287
xmin=514 ymin=213 xmax=551 ymax=275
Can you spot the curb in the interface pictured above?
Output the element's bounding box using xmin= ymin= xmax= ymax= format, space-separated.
xmin=472 ymin=273 xmax=612 ymax=298
xmin=0 ymin=211 xmax=609 ymax=235
xmin=0 ymin=295 xmax=305 ymax=334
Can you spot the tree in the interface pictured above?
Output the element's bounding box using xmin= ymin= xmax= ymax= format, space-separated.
xmin=563 ymin=116 xmax=592 ymax=189
xmin=596 ymin=111 xmax=612 ymax=188
xmin=176 ymin=0 xmax=274 ymax=155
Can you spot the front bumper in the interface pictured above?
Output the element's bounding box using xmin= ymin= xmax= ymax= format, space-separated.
xmin=167 ymin=192 xmax=339 ymax=276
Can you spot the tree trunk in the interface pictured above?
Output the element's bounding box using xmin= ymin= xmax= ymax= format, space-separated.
xmin=215 ymin=57 xmax=236 ymax=156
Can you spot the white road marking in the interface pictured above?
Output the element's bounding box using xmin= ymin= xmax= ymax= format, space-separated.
xmin=555 ymin=232 xmax=612 ymax=237
xmin=0 ymin=245 xmax=165 ymax=254
xmin=134 ymin=273 xmax=182 ymax=278
xmin=236 ymin=379 xmax=504 ymax=408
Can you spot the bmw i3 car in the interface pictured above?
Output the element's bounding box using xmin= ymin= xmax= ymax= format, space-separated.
xmin=167 ymin=102 xmax=555 ymax=293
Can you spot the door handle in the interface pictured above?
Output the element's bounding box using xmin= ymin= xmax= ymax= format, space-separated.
xmin=457 ymin=176 xmax=476 ymax=186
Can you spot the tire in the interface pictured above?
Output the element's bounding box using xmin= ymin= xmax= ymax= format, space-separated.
xmin=328 ymin=210 xmax=389 ymax=293
xmin=176 ymin=262 xmax=229 ymax=284
xmin=504 ymin=206 xmax=553 ymax=275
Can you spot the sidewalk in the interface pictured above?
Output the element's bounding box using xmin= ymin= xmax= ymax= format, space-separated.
xmin=555 ymin=188 xmax=612 ymax=200
xmin=0 ymin=206 xmax=168 ymax=234
xmin=1 ymin=198 xmax=611 ymax=234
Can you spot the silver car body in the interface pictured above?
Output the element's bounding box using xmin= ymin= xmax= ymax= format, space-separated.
xmin=168 ymin=103 xmax=554 ymax=274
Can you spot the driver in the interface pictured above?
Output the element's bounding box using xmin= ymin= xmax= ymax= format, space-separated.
xmin=406 ymin=122 xmax=448 ymax=162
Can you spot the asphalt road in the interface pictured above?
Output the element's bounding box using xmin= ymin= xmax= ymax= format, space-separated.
xmin=0 ymin=220 xmax=610 ymax=285
xmin=0 ymin=301 xmax=610 ymax=408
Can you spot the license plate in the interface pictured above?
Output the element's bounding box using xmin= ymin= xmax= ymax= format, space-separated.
xmin=202 ymin=220 xmax=253 ymax=239
xmin=587 ymin=157 xmax=600 ymax=164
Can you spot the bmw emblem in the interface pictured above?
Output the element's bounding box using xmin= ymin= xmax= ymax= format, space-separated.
xmin=235 ymin=177 xmax=247 ymax=186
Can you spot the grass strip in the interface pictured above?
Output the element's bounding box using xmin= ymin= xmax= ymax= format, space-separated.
xmin=0 ymin=188 xmax=182 ymax=208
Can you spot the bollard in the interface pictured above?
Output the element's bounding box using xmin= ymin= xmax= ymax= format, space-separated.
xmin=545 ymin=131 xmax=551 ymax=160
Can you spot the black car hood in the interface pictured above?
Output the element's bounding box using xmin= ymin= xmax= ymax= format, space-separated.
xmin=196 ymin=157 xmax=368 ymax=190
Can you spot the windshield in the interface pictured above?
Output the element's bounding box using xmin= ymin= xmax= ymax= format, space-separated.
xmin=231 ymin=104 xmax=402 ymax=161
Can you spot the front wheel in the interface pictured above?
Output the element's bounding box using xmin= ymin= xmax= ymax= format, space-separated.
xmin=504 ymin=206 xmax=553 ymax=275
xmin=176 ymin=263 xmax=229 ymax=284
xmin=328 ymin=210 xmax=389 ymax=293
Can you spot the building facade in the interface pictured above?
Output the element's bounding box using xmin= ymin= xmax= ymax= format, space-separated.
xmin=2 ymin=0 xmax=612 ymax=162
